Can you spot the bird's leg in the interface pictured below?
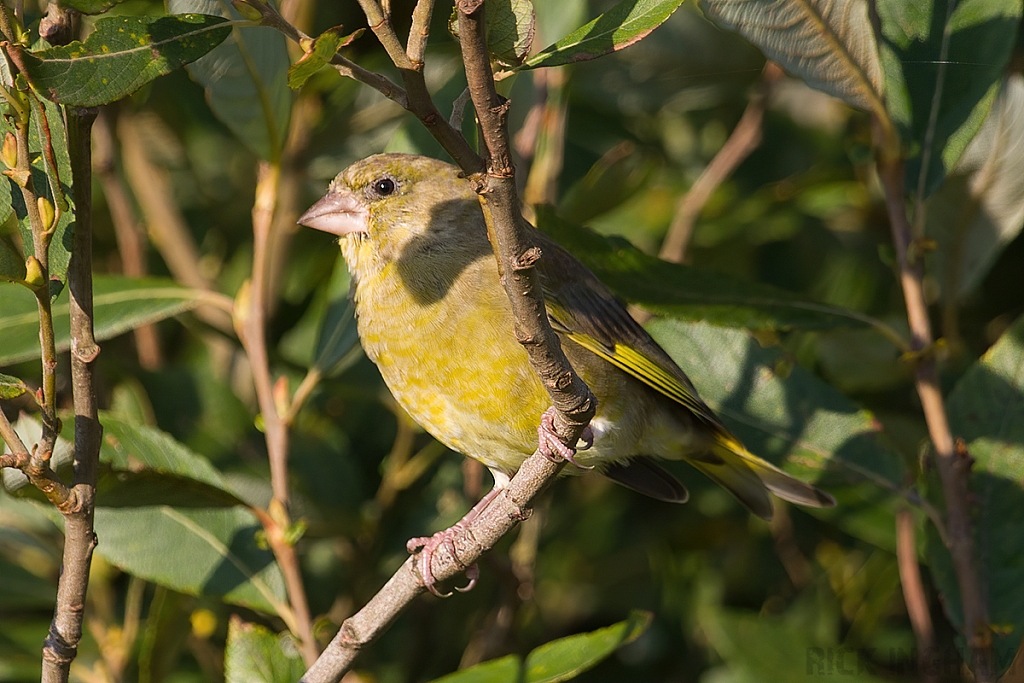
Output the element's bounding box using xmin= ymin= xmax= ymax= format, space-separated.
xmin=407 ymin=485 xmax=503 ymax=597
xmin=538 ymin=407 xmax=594 ymax=469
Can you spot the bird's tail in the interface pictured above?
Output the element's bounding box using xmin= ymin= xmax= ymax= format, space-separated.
xmin=685 ymin=433 xmax=836 ymax=520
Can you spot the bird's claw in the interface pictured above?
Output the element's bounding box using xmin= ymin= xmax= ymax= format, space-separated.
xmin=408 ymin=529 xmax=476 ymax=597
xmin=538 ymin=408 xmax=595 ymax=469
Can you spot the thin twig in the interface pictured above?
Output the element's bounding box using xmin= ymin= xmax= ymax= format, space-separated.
xmin=896 ymin=509 xmax=938 ymax=683
xmin=660 ymin=63 xmax=782 ymax=265
xmin=877 ymin=154 xmax=992 ymax=682
xmin=42 ymin=106 xmax=101 ymax=683
xmin=239 ymin=162 xmax=318 ymax=666
xmin=356 ymin=0 xmax=413 ymax=69
xmin=406 ymin=0 xmax=435 ymax=66
xmin=0 ymin=407 xmax=29 ymax=466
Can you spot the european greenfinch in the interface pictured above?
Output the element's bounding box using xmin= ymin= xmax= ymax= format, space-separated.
xmin=299 ymin=153 xmax=835 ymax=590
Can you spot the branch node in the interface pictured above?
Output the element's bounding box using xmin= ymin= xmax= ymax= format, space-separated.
xmin=512 ymin=246 xmax=541 ymax=271
xmin=71 ymin=340 xmax=100 ymax=364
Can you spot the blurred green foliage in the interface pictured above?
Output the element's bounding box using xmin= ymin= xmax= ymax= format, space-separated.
xmin=2 ymin=0 xmax=1024 ymax=682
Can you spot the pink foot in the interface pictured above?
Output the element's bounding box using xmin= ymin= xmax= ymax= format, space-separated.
xmin=537 ymin=407 xmax=594 ymax=469
xmin=407 ymin=487 xmax=500 ymax=597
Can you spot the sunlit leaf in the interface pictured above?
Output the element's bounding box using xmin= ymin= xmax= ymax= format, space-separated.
xmin=927 ymin=75 xmax=1024 ymax=301
xmin=169 ymin=0 xmax=292 ymax=161
xmin=648 ymin=319 xmax=908 ymax=549
xmin=0 ymin=373 xmax=27 ymax=400
xmin=876 ymin=0 xmax=1022 ymax=196
xmin=58 ymin=0 xmax=131 ymax=14
xmin=523 ymin=0 xmax=684 ymax=69
xmin=224 ymin=619 xmax=305 ymax=683
xmin=287 ymin=26 xmax=363 ymax=91
xmin=937 ymin=314 xmax=1024 ymax=673
xmin=427 ymin=612 xmax=650 ymax=683
xmin=700 ymin=0 xmax=885 ymax=118
xmin=0 ymin=275 xmax=206 ymax=366
xmin=13 ymin=14 xmax=231 ymax=106
xmin=538 ymin=208 xmax=875 ymax=332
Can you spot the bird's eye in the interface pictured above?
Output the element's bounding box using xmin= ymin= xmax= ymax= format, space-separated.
xmin=372 ymin=177 xmax=396 ymax=196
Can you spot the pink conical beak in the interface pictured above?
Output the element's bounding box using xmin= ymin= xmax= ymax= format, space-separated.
xmin=297 ymin=189 xmax=368 ymax=236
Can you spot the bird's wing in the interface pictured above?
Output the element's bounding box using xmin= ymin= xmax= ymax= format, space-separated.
xmin=533 ymin=231 xmax=727 ymax=434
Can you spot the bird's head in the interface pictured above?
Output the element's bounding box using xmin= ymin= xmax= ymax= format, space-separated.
xmin=298 ymin=153 xmax=485 ymax=282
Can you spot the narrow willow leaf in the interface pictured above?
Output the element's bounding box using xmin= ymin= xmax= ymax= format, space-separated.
xmin=169 ymin=0 xmax=292 ymax=162
xmin=94 ymin=505 xmax=288 ymax=614
xmin=13 ymin=14 xmax=231 ymax=107
xmin=701 ymin=0 xmax=885 ymax=118
xmin=522 ymin=0 xmax=684 ymax=69
xmin=558 ymin=143 xmax=657 ymax=224
xmin=937 ymin=313 xmax=1024 ymax=673
xmin=0 ymin=372 xmax=27 ymax=399
xmin=927 ymin=75 xmax=1024 ymax=301
xmin=0 ymin=174 xmax=12 ymax=226
xmin=0 ymin=275 xmax=205 ymax=366
xmin=427 ymin=612 xmax=650 ymax=683
xmin=525 ymin=611 xmax=650 ymax=683
xmin=312 ymin=259 xmax=361 ymax=377
xmin=286 ymin=26 xmax=363 ymax=91
xmin=537 ymin=208 xmax=874 ymax=332
xmin=876 ymin=0 xmax=1022 ymax=196
xmin=648 ymin=319 xmax=907 ymax=550
xmin=224 ymin=619 xmax=305 ymax=683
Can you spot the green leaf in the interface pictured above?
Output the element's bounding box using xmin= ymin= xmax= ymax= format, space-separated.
xmin=937 ymin=313 xmax=1024 ymax=671
xmin=427 ymin=612 xmax=650 ymax=683
xmin=94 ymin=505 xmax=288 ymax=614
xmin=524 ymin=610 xmax=650 ymax=683
xmin=451 ymin=0 xmax=537 ymax=67
xmin=2 ymin=97 xmax=75 ymax=284
xmin=169 ymin=0 xmax=292 ymax=162
xmin=0 ymin=275 xmax=205 ymax=366
xmin=647 ymin=319 xmax=908 ymax=550
xmin=926 ymin=74 xmax=1024 ymax=302
xmin=522 ymin=0 xmax=684 ymax=70
xmin=558 ymin=143 xmax=658 ymax=225
xmin=537 ymin=208 xmax=876 ymax=332
xmin=58 ymin=0 xmax=131 ymax=14
xmin=0 ymin=557 xmax=55 ymax=609
xmin=13 ymin=14 xmax=232 ymax=107
xmin=0 ymin=236 xmax=25 ymax=282
xmin=286 ymin=26 xmax=363 ymax=91
xmin=700 ymin=0 xmax=885 ymax=117
xmin=0 ymin=372 xmax=27 ymax=399
xmin=876 ymin=0 xmax=1022 ymax=197
xmin=224 ymin=619 xmax=305 ymax=683
xmin=312 ymin=259 xmax=360 ymax=377
xmin=94 ymin=415 xmax=248 ymax=508
xmin=0 ymin=174 xmax=12 ymax=227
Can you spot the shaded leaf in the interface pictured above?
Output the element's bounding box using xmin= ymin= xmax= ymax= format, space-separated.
xmin=937 ymin=314 xmax=1024 ymax=672
xmin=287 ymin=26 xmax=363 ymax=90
xmin=927 ymin=74 xmax=1024 ymax=301
xmin=0 ymin=275 xmax=205 ymax=366
xmin=0 ymin=372 xmax=27 ymax=400
xmin=170 ymin=0 xmax=292 ymax=161
xmin=428 ymin=612 xmax=650 ymax=683
xmin=94 ymin=415 xmax=248 ymax=508
xmin=538 ymin=208 xmax=875 ymax=331
xmin=0 ymin=236 xmax=25 ymax=282
xmin=0 ymin=557 xmax=55 ymax=609
xmin=876 ymin=0 xmax=1022 ymax=196
xmin=701 ymin=0 xmax=885 ymax=117
xmin=451 ymin=0 xmax=536 ymax=67
xmin=58 ymin=0 xmax=131 ymax=14
xmin=523 ymin=0 xmax=684 ymax=69
xmin=94 ymin=505 xmax=287 ymax=614
xmin=647 ymin=319 xmax=908 ymax=549
xmin=13 ymin=14 xmax=231 ymax=107
xmin=558 ymin=142 xmax=658 ymax=224
xmin=224 ymin=618 xmax=305 ymax=683
xmin=0 ymin=175 xmax=12 ymax=226
xmin=312 ymin=259 xmax=361 ymax=377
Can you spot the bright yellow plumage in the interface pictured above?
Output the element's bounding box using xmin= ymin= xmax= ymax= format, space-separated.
xmin=299 ymin=153 xmax=835 ymax=519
